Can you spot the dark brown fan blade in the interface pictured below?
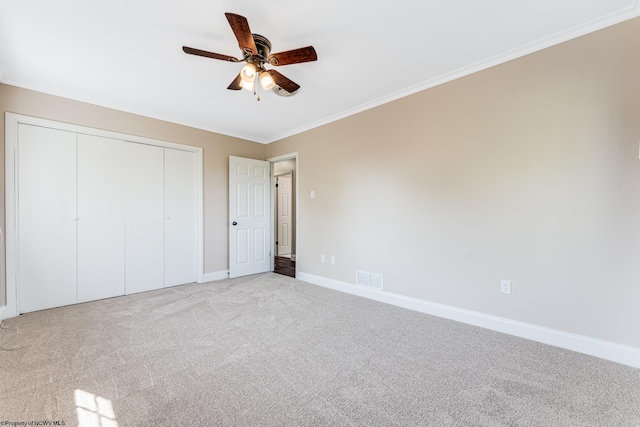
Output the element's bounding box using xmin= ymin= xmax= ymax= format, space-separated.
xmin=225 ymin=13 xmax=258 ymax=55
xmin=227 ymin=73 xmax=243 ymax=90
xmin=268 ymin=46 xmax=317 ymax=66
xmin=183 ymin=46 xmax=239 ymax=62
xmin=267 ymin=70 xmax=300 ymax=93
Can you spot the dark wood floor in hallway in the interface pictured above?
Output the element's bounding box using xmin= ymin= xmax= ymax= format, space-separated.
xmin=274 ymin=256 xmax=295 ymax=278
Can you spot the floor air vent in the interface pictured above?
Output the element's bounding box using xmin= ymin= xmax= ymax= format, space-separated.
xmin=356 ymin=271 xmax=383 ymax=291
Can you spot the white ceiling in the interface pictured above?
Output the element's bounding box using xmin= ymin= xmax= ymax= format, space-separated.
xmin=1 ymin=1 xmax=638 ymax=144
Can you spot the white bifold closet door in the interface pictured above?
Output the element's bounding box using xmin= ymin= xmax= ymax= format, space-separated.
xmin=18 ymin=125 xmax=78 ymax=313
xmin=125 ymin=142 xmax=165 ymax=294
xmin=164 ymin=148 xmax=198 ymax=287
xmin=77 ymin=134 xmax=125 ymax=302
xmin=125 ymin=143 xmax=198 ymax=293
xmin=16 ymin=125 xmax=199 ymax=313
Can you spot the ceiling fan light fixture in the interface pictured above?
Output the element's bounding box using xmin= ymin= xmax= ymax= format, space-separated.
xmin=240 ymin=62 xmax=257 ymax=83
xmin=240 ymin=78 xmax=254 ymax=91
xmin=259 ymin=71 xmax=276 ymax=90
xmin=182 ymin=13 xmax=317 ymax=98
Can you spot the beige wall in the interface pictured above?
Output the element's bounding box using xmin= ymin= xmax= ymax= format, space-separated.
xmin=3 ymin=18 xmax=640 ymax=349
xmin=266 ymin=18 xmax=640 ymax=348
xmin=273 ymin=159 xmax=295 ymax=175
xmin=0 ymin=84 xmax=266 ymax=305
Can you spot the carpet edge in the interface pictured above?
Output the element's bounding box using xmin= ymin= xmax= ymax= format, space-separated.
xmin=297 ymin=271 xmax=640 ymax=369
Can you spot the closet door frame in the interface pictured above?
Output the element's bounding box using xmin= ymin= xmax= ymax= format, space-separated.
xmin=4 ymin=112 xmax=204 ymax=318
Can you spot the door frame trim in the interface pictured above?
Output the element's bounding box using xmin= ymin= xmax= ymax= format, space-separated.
xmin=4 ymin=112 xmax=204 ymax=318
xmin=267 ymin=152 xmax=298 ymax=274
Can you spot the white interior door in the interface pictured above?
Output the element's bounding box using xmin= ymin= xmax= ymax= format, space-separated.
xmin=18 ymin=124 xmax=77 ymax=313
xmin=125 ymin=142 xmax=165 ymax=294
xmin=164 ymin=148 xmax=198 ymax=287
xmin=229 ymin=156 xmax=271 ymax=278
xmin=77 ymin=134 xmax=126 ymax=302
xmin=277 ymin=174 xmax=292 ymax=256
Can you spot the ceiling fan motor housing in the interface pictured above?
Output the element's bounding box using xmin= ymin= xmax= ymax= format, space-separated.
xmin=248 ymin=34 xmax=272 ymax=61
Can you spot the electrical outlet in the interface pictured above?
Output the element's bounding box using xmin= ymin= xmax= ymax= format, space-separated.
xmin=320 ymin=254 xmax=325 ymax=263
xmin=330 ymin=256 xmax=336 ymax=265
xmin=500 ymin=280 xmax=512 ymax=295
xmin=310 ymin=190 xmax=315 ymax=199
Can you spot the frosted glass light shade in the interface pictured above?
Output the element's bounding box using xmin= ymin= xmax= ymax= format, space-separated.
xmin=240 ymin=63 xmax=257 ymax=83
xmin=259 ymin=71 xmax=276 ymax=90
xmin=240 ymin=78 xmax=254 ymax=91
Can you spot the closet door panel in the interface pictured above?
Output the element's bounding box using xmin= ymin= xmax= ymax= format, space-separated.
xmin=125 ymin=142 xmax=165 ymax=294
xmin=77 ymin=134 xmax=125 ymax=302
xmin=164 ymin=149 xmax=198 ymax=287
xmin=18 ymin=124 xmax=77 ymax=313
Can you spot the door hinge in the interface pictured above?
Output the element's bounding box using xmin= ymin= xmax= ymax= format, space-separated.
xmin=275 ymin=183 xmax=279 ymax=187
xmin=276 ymin=241 xmax=278 ymax=245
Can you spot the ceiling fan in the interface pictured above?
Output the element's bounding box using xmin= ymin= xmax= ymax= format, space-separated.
xmin=182 ymin=13 xmax=318 ymax=99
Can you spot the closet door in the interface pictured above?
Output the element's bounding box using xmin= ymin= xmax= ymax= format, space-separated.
xmin=18 ymin=124 xmax=77 ymax=313
xmin=77 ymin=134 xmax=125 ymax=302
xmin=125 ymin=142 xmax=165 ymax=294
xmin=164 ymin=148 xmax=198 ymax=287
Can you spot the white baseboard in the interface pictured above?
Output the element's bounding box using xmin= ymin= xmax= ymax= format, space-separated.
xmin=0 ymin=301 xmax=17 ymax=320
xmin=0 ymin=270 xmax=230 ymax=320
xmin=297 ymin=272 xmax=640 ymax=369
xmin=201 ymin=270 xmax=229 ymax=283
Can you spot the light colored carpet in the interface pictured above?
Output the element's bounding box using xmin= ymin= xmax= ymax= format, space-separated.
xmin=1 ymin=273 xmax=639 ymax=426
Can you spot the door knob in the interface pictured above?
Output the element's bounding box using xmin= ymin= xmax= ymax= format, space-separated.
xmin=232 ymin=221 xmax=238 ymax=226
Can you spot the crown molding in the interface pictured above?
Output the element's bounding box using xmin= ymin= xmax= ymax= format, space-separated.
xmin=0 ymin=77 xmax=270 ymax=143
xmin=264 ymin=5 xmax=640 ymax=144
xmin=3 ymin=4 xmax=639 ymax=146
